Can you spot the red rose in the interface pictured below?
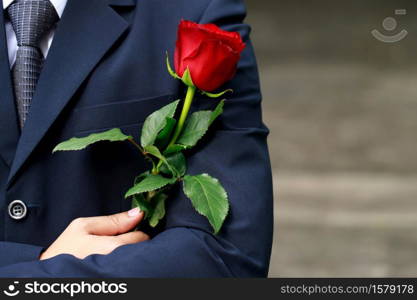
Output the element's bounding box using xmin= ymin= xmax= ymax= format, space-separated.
xmin=174 ymin=20 xmax=246 ymax=92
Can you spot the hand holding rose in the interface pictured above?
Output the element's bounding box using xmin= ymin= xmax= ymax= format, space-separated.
xmin=40 ymin=208 xmax=149 ymax=260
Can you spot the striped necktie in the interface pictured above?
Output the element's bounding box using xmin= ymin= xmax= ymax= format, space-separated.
xmin=7 ymin=0 xmax=59 ymax=128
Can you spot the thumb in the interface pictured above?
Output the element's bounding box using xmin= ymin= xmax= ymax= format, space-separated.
xmin=85 ymin=208 xmax=144 ymax=236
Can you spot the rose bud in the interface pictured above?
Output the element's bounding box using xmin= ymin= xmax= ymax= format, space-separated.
xmin=174 ymin=20 xmax=246 ymax=92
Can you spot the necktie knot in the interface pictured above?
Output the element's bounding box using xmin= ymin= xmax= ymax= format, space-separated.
xmin=7 ymin=0 xmax=59 ymax=48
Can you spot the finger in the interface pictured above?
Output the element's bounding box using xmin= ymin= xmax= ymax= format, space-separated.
xmin=115 ymin=231 xmax=150 ymax=246
xmin=84 ymin=208 xmax=144 ymax=236
xmin=85 ymin=232 xmax=150 ymax=258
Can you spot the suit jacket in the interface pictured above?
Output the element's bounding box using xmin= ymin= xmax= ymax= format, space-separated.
xmin=0 ymin=0 xmax=273 ymax=277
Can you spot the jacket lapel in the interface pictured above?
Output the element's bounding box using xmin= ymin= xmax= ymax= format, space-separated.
xmin=0 ymin=10 xmax=20 ymax=167
xmin=7 ymin=0 xmax=136 ymax=186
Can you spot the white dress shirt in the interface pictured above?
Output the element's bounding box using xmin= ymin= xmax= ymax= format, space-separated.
xmin=3 ymin=0 xmax=67 ymax=68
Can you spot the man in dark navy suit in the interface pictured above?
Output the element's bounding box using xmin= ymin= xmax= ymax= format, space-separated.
xmin=0 ymin=0 xmax=273 ymax=277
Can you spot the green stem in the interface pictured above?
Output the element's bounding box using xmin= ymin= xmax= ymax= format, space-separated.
xmin=155 ymin=85 xmax=196 ymax=172
xmin=134 ymin=88 xmax=197 ymax=220
xmin=128 ymin=138 xmax=143 ymax=152
xmin=168 ymin=85 xmax=196 ymax=148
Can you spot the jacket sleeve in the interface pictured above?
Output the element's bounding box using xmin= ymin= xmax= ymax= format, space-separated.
xmin=0 ymin=0 xmax=274 ymax=278
xmin=0 ymin=242 xmax=44 ymax=268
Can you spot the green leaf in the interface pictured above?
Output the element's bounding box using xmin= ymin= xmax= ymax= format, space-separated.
xmin=163 ymin=144 xmax=188 ymax=155
xmin=144 ymin=145 xmax=165 ymax=160
xmin=181 ymin=68 xmax=195 ymax=88
xmin=183 ymin=174 xmax=229 ymax=234
xmin=177 ymin=111 xmax=212 ymax=148
xmin=155 ymin=117 xmax=177 ymax=149
xmin=149 ymin=193 xmax=167 ymax=227
xmin=166 ymin=51 xmax=180 ymax=80
xmin=141 ymin=100 xmax=180 ymax=148
xmin=160 ymin=152 xmax=187 ymax=178
xmin=53 ymin=128 xmax=132 ymax=153
xmin=131 ymin=194 xmax=152 ymax=219
xmin=144 ymin=145 xmax=176 ymax=176
xmin=131 ymin=192 xmax=167 ymax=227
xmin=134 ymin=172 xmax=150 ymax=184
xmin=210 ymin=100 xmax=225 ymax=125
xmin=201 ymin=89 xmax=233 ymax=98
xmin=125 ymin=174 xmax=176 ymax=198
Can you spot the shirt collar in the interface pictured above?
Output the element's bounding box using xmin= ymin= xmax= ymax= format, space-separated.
xmin=3 ymin=0 xmax=67 ymax=18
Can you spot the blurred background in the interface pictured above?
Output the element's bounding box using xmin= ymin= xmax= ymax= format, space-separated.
xmin=244 ymin=0 xmax=417 ymax=277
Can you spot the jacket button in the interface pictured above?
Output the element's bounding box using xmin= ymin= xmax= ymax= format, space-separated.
xmin=8 ymin=200 xmax=27 ymax=220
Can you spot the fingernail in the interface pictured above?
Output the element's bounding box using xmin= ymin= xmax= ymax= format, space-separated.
xmin=128 ymin=207 xmax=141 ymax=217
